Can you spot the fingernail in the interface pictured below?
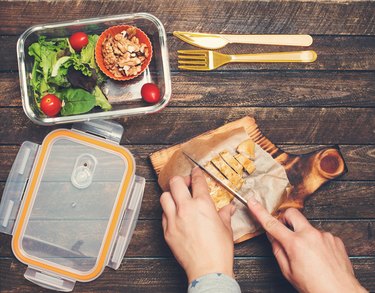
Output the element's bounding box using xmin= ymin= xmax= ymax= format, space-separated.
xmin=192 ymin=166 xmax=200 ymax=174
xmin=248 ymin=197 xmax=259 ymax=206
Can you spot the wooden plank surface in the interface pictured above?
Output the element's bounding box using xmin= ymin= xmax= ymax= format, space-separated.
xmin=0 ymin=257 xmax=374 ymax=292
xmin=2 ymin=35 xmax=375 ymax=71
xmin=0 ymin=179 xmax=374 ymax=221
xmin=0 ymin=1 xmax=374 ymax=35
xmin=0 ymin=145 xmax=374 ymax=181
xmin=0 ymin=108 xmax=374 ymax=145
xmin=0 ymin=219 xmax=374 ymax=258
xmin=1 ymin=72 xmax=375 ymax=107
xmin=0 ymin=0 xmax=374 ymax=292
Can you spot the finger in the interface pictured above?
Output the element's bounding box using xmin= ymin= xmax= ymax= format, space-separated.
xmin=335 ymin=237 xmax=354 ymax=274
xmin=218 ymin=203 xmax=236 ymax=232
xmin=266 ymin=217 xmax=288 ymax=242
xmin=160 ymin=191 xmax=176 ymax=219
xmin=322 ymin=232 xmax=353 ymax=276
xmin=323 ymin=232 xmax=341 ymax=260
xmin=282 ymin=208 xmax=312 ymax=232
xmin=268 ymin=235 xmax=291 ymax=279
xmin=162 ymin=213 xmax=168 ymax=233
xmin=184 ymin=175 xmax=191 ymax=187
xmin=191 ymin=167 xmax=210 ymax=199
xmin=169 ymin=176 xmax=192 ymax=206
xmin=247 ymin=197 xmax=293 ymax=244
xmin=331 ymin=237 xmax=352 ymax=275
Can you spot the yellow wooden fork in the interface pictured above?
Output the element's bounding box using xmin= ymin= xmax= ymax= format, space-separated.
xmin=178 ymin=50 xmax=317 ymax=70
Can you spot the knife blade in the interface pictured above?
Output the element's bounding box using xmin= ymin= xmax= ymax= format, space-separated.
xmin=183 ymin=152 xmax=248 ymax=207
xmin=173 ymin=31 xmax=313 ymax=49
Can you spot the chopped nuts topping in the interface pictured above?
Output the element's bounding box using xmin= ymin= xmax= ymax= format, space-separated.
xmin=102 ymin=27 xmax=149 ymax=78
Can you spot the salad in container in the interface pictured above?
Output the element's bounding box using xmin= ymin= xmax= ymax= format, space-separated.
xmin=17 ymin=13 xmax=171 ymax=125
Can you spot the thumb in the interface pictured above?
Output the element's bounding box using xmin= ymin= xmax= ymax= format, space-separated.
xmin=218 ymin=203 xmax=235 ymax=232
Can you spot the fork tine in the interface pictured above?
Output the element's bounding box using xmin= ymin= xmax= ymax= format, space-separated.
xmin=178 ymin=65 xmax=209 ymax=71
xmin=178 ymin=54 xmax=207 ymax=60
xmin=177 ymin=49 xmax=210 ymax=70
xmin=178 ymin=60 xmax=207 ymax=65
xmin=177 ymin=49 xmax=207 ymax=55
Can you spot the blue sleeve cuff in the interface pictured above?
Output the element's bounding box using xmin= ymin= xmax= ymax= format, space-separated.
xmin=188 ymin=273 xmax=241 ymax=293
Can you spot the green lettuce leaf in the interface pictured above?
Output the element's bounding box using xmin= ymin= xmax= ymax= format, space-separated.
xmin=71 ymin=53 xmax=92 ymax=76
xmin=81 ymin=35 xmax=99 ymax=69
xmin=28 ymin=43 xmax=41 ymax=62
xmin=28 ymin=34 xmax=109 ymax=113
xmin=93 ymin=86 xmax=112 ymax=111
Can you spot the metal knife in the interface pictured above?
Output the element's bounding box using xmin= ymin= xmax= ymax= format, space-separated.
xmin=173 ymin=31 xmax=313 ymax=49
xmin=183 ymin=152 xmax=248 ymax=207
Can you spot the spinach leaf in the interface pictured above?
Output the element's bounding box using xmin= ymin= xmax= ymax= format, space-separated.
xmin=60 ymin=88 xmax=96 ymax=116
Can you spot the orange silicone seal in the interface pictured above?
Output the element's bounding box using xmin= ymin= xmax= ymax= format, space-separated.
xmin=11 ymin=129 xmax=135 ymax=282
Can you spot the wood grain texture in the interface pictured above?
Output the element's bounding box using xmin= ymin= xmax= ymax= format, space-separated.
xmin=0 ymin=108 xmax=374 ymax=145
xmin=0 ymin=0 xmax=374 ymax=291
xmin=169 ymin=71 xmax=375 ymax=107
xmin=1 ymin=71 xmax=375 ymax=107
xmin=0 ymin=0 xmax=374 ymax=35
xmin=0 ymin=144 xmax=373 ymax=182
xmin=1 ymin=180 xmax=374 ymax=221
xmin=131 ymin=180 xmax=375 ymax=220
xmin=0 ymin=219 xmax=373 ymax=258
xmin=0 ymin=257 xmax=373 ymax=292
xmin=2 ymin=35 xmax=375 ymax=72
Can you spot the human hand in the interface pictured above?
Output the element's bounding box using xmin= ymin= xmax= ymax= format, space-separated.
xmin=160 ymin=167 xmax=236 ymax=283
xmin=247 ymin=198 xmax=367 ymax=293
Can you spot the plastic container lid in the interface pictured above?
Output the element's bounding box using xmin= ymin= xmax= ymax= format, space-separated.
xmin=0 ymin=120 xmax=145 ymax=291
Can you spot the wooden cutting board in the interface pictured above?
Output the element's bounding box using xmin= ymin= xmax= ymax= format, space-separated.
xmin=150 ymin=116 xmax=347 ymax=242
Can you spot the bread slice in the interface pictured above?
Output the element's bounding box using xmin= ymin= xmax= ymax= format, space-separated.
xmin=234 ymin=153 xmax=256 ymax=175
xmin=237 ymin=139 xmax=255 ymax=160
xmin=219 ymin=150 xmax=244 ymax=175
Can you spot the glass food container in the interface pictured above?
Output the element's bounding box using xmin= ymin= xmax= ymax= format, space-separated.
xmin=0 ymin=120 xmax=146 ymax=291
xmin=17 ymin=13 xmax=171 ymax=125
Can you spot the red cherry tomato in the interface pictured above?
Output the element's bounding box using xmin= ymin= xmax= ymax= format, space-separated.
xmin=141 ymin=83 xmax=161 ymax=104
xmin=69 ymin=32 xmax=89 ymax=51
xmin=40 ymin=94 xmax=62 ymax=117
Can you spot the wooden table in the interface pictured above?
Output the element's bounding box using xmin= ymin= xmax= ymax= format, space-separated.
xmin=0 ymin=1 xmax=374 ymax=292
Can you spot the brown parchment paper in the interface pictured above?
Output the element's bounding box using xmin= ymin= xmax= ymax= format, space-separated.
xmin=158 ymin=127 xmax=291 ymax=242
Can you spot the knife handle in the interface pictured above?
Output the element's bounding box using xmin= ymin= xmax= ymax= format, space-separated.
xmin=223 ymin=34 xmax=313 ymax=47
xmin=229 ymin=50 xmax=317 ymax=63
